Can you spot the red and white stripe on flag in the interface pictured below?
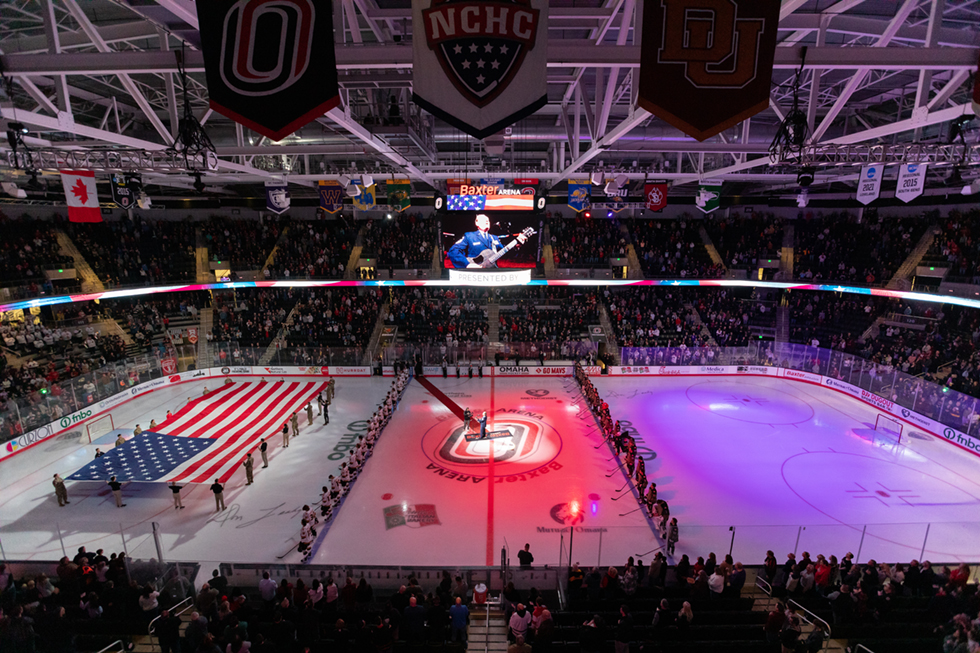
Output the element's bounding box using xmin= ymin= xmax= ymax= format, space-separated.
xmin=60 ymin=170 xmax=102 ymax=222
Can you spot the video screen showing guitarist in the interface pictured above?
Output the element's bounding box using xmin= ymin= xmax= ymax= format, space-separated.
xmin=446 ymin=214 xmax=532 ymax=269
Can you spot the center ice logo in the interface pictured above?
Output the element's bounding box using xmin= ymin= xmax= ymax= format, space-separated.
xmin=438 ymin=419 xmax=542 ymax=465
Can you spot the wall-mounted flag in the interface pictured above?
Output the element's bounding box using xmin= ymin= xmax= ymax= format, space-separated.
xmin=265 ymin=181 xmax=290 ymax=215
xmin=638 ymin=0 xmax=779 ymax=141
xmin=353 ymin=184 xmax=377 ymax=211
xmin=896 ymin=163 xmax=927 ymax=203
xmin=412 ymin=0 xmax=549 ymax=139
xmin=857 ymin=165 xmax=883 ymax=205
xmin=196 ymin=0 xmax=340 ymax=141
xmin=567 ymin=180 xmax=591 ymax=212
xmin=318 ymin=180 xmax=344 ymax=213
xmin=644 ymin=182 xmax=669 ymax=212
xmin=60 ymin=170 xmax=101 ymax=222
xmin=386 ymin=179 xmax=412 ymax=212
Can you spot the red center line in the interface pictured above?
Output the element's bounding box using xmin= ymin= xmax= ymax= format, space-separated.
xmin=486 ymin=372 xmax=495 ymax=566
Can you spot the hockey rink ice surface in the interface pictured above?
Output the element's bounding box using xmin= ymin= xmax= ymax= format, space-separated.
xmin=2 ymin=373 xmax=980 ymax=567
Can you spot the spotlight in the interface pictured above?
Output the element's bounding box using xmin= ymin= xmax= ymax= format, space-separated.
xmin=615 ymin=174 xmax=629 ymax=188
xmin=962 ymin=179 xmax=980 ymax=196
xmin=1 ymin=182 xmax=26 ymax=199
xmin=338 ymin=174 xmax=351 ymax=187
xmin=361 ymin=174 xmax=374 ymax=188
xmin=386 ymin=213 xmax=393 ymax=219
xmin=192 ymin=173 xmax=206 ymax=193
xmin=590 ymin=171 xmax=604 ymax=186
xmin=607 ymin=211 xmax=614 ymax=218
xmin=7 ymin=122 xmax=27 ymax=134
xmin=797 ymin=190 xmax=809 ymax=208
xmin=584 ymin=211 xmax=591 ymax=218
xmin=345 ymin=182 xmax=361 ymax=197
xmin=797 ymin=167 xmax=815 ymax=188
xmin=603 ymin=181 xmax=618 ymax=195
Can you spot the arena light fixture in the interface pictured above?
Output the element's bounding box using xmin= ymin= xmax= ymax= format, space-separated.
xmin=345 ymin=182 xmax=361 ymax=197
xmin=361 ymin=174 xmax=374 ymax=188
xmin=337 ymin=174 xmax=351 ymax=187
xmin=591 ymin=171 xmax=604 ymax=186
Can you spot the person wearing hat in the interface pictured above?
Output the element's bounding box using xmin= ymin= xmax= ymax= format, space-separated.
xmin=53 ymin=474 xmax=70 ymax=506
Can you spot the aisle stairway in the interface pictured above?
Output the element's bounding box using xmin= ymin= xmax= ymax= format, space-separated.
xmin=778 ymin=223 xmax=795 ymax=280
xmin=194 ymin=226 xmax=211 ymax=283
xmin=487 ymin=301 xmax=500 ymax=343
xmin=775 ymin=302 xmax=791 ymax=345
xmin=196 ymin=307 xmax=213 ymax=366
xmin=699 ymin=225 xmax=726 ymax=272
xmin=362 ymin=303 xmax=390 ymax=365
xmin=685 ymin=302 xmax=718 ymax=347
xmin=597 ymin=304 xmax=622 ymax=364
xmin=887 ymin=224 xmax=938 ymax=290
xmin=55 ymin=228 xmax=104 ymax=293
xmin=467 ymin=600 xmax=508 ymax=653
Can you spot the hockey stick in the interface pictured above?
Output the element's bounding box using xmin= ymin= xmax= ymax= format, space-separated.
xmin=605 ymin=461 xmax=625 ymax=476
xmin=616 ymin=478 xmax=632 ymax=492
xmin=636 ymin=545 xmax=665 ymax=557
xmin=611 ymin=488 xmax=633 ymax=501
xmin=618 ymin=506 xmax=643 ymax=517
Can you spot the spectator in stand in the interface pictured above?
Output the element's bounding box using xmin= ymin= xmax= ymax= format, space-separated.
xmin=630 ymin=216 xmax=724 ymax=279
xmin=361 ymin=213 xmax=435 ymax=271
xmin=548 ymin=212 xmax=627 ymax=268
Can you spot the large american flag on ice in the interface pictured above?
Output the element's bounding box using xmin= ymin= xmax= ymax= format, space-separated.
xmin=68 ymin=381 xmax=326 ymax=484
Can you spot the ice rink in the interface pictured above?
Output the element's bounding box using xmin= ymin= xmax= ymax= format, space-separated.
xmin=2 ymin=372 xmax=979 ymax=569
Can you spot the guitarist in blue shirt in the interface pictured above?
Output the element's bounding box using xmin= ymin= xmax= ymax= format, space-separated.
xmin=447 ymin=214 xmax=528 ymax=268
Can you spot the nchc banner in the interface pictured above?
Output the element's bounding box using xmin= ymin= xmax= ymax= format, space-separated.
xmin=265 ymin=181 xmax=291 ymax=214
xmin=638 ymin=0 xmax=779 ymax=141
xmin=386 ymin=179 xmax=412 ymax=212
xmin=196 ymin=0 xmax=340 ymax=141
xmin=318 ymin=181 xmax=344 ymax=213
xmin=412 ymin=0 xmax=549 ymax=139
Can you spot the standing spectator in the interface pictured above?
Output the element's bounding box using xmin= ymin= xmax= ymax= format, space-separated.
xmin=259 ymin=439 xmax=269 ymax=468
xmin=154 ymin=608 xmax=182 ymax=653
xmin=450 ymin=596 xmax=469 ymax=645
xmin=210 ymin=479 xmax=226 ymax=511
xmin=243 ymin=453 xmax=254 ymax=485
xmin=508 ymin=635 xmax=531 ymax=653
xmin=139 ymin=585 xmax=161 ymax=623
xmin=517 ymin=543 xmax=534 ymax=569
xmin=509 ymin=603 xmax=532 ymax=643
xmin=259 ymin=572 xmax=278 ymax=606
xmin=290 ymin=412 xmax=299 ymax=438
xmin=281 ymin=422 xmax=289 ymax=448
xmin=403 ymin=596 xmax=426 ymax=643
xmin=613 ymin=604 xmax=633 ymax=653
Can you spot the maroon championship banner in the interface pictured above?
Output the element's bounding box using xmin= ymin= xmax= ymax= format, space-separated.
xmin=638 ymin=0 xmax=779 ymax=141
xmin=196 ymin=0 xmax=340 ymax=141
xmin=644 ymin=182 xmax=669 ymax=212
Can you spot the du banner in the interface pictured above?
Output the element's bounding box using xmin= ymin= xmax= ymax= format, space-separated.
xmin=110 ymin=174 xmax=135 ymax=210
xmin=567 ymin=179 xmax=591 ymax=212
xmin=196 ymin=0 xmax=340 ymax=141
xmin=352 ymin=184 xmax=377 ymax=211
xmin=318 ymin=180 xmax=344 ymax=213
xmin=412 ymin=0 xmax=549 ymax=139
xmin=386 ymin=179 xmax=412 ymax=212
xmin=895 ymin=163 xmax=927 ymax=203
xmin=638 ymin=0 xmax=780 ymax=141
xmin=265 ymin=181 xmax=290 ymax=214
xmin=695 ymin=183 xmax=722 ymax=214
xmin=644 ymin=182 xmax=669 ymax=212
xmin=974 ymin=52 xmax=980 ymax=117
xmin=857 ymin=165 xmax=883 ymax=205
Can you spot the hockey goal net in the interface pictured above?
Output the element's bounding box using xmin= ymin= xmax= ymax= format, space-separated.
xmin=85 ymin=414 xmax=115 ymax=443
xmin=874 ymin=413 xmax=903 ymax=443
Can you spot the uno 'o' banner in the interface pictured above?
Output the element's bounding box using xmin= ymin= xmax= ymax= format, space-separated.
xmin=638 ymin=0 xmax=780 ymax=141
xmin=196 ymin=0 xmax=340 ymax=141
xmin=412 ymin=0 xmax=549 ymax=139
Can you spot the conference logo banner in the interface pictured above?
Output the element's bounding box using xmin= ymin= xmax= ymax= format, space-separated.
xmin=638 ymin=0 xmax=779 ymax=142
xmin=857 ymin=165 xmax=883 ymax=205
xmin=386 ymin=179 xmax=412 ymax=212
xmin=695 ymin=183 xmax=722 ymax=214
xmin=196 ymin=0 xmax=340 ymax=142
xmin=110 ymin=174 xmax=135 ymax=209
xmin=644 ymin=182 xmax=668 ymax=212
xmin=567 ymin=179 xmax=591 ymax=212
xmin=318 ymin=180 xmax=344 ymax=213
xmin=974 ymin=52 xmax=979 ymax=117
xmin=896 ymin=163 xmax=927 ymax=203
xmin=265 ymin=181 xmax=290 ymax=214
xmin=412 ymin=0 xmax=549 ymax=139
xmin=352 ymin=184 xmax=377 ymax=211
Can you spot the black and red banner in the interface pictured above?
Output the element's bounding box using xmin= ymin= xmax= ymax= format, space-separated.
xmin=638 ymin=0 xmax=779 ymax=142
xmin=196 ymin=0 xmax=340 ymax=141
xmin=644 ymin=182 xmax=668 ymax=212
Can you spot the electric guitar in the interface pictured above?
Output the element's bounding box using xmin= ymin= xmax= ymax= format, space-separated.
xmin=465 ymin=227 xmax=536 ymax=268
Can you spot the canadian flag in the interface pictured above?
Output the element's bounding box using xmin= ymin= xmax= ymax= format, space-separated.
xmin=60 ymin=170 xmax=102 ymax=222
